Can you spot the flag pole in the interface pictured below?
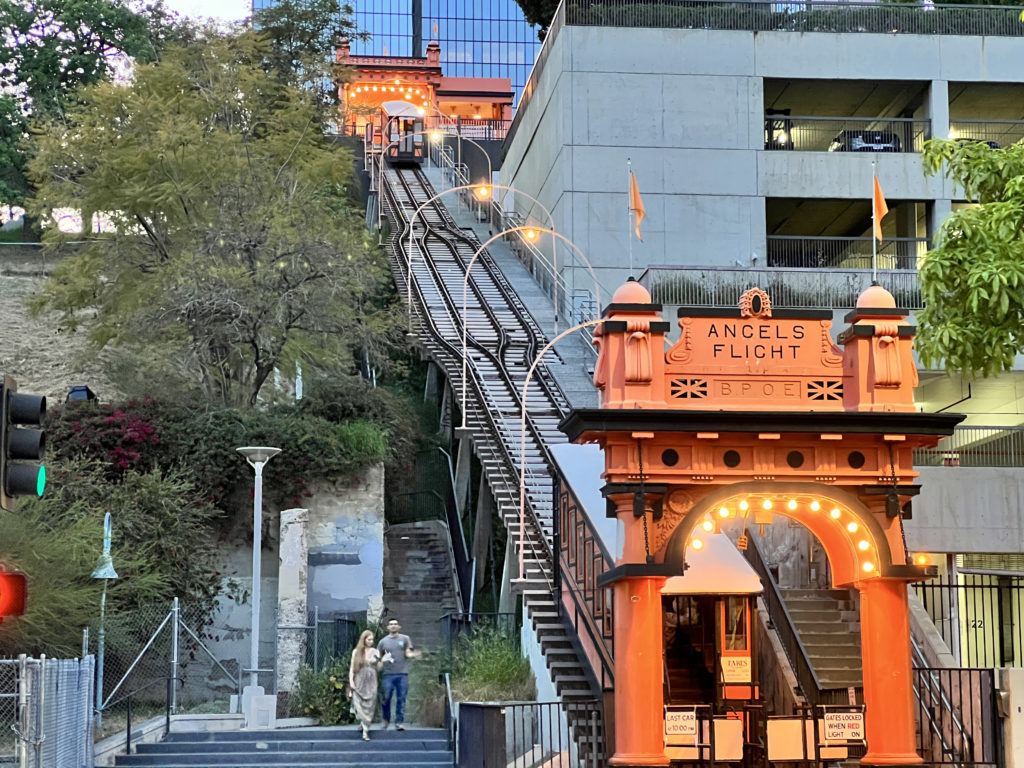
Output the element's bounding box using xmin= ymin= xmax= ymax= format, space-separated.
xmin=872 ymin=159 xmax=878 ymax=284
xmin=627 ymin=157 xmax=634 ymax=275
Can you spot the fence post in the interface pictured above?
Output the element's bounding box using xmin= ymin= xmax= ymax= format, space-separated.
xmin=170 ymin=597 xmax=180 ymax=715
xmin=313 ymin=606 xmax=319 ymax=673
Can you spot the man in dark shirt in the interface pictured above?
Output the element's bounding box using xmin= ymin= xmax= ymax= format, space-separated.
xmin=377 ymin=618 xmax=419 ymax=730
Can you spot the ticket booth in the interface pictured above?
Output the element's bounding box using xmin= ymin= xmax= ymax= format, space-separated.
xmin=662 ymin=534 xmax=763 ymax=708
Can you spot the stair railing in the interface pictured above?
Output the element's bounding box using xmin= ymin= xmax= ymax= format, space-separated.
xmin=554 ymin=475 xmax=615 ymax=691
xmin=911 ymin=637 xmax=976 ymax=766
xmin=443 ymin=671 xmax=457 ymax=765
xmin=743 ymin=537 xmax=825 ymax=706
xmin=437 ymin=446 xmax=475 ymax=614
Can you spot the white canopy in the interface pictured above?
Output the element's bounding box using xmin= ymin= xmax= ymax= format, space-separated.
xmin=661 ymin=534 xmax=763 ymax=596
xmin=380 ymin=100 xmax=423 ymax=118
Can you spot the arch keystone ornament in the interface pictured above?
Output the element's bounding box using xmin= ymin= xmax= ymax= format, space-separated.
xmin=561 ymin=281 xmax=962 ymax=768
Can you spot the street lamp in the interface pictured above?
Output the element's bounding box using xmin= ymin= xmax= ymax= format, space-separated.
xmin=236 ymin=446 xmax=281 ymax=693
xmin=518 ymin=320 xmax=606 ymax=581
xmin=92 ymin=512 xmax=118 ymax=728
xmin=460 ymin=226 xmax=603 ymax=432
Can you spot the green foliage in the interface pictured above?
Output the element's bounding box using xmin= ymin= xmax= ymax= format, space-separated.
xmin=252 ymin=0 xmax=364 ymax=111
xmin=917 ymin=138 xmax=1024 ymax=377
xmin=28 ymin=29 xmax=401 ymax=408
xmin=290 ymin=657 xmax=356 ymax=725
xmin=513 ymin=0 xmax=560 ymax=38
xmin=0 ymin=460 xmax=223 ymax=656
xmin=450 ymin=626 xmax=535 ymax=702
xmin=48 ymin=397 xmax=389 ymax=509
xmin=0 ymin=0 xmax=175 ymax=207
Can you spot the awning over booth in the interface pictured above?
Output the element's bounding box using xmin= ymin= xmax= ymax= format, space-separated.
xmin=662 ymin=534 xmax=763 ymax=596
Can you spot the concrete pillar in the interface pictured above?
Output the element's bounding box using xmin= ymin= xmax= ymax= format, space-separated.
xmin=928 ymin=199 xmax=952 ymax=246
xmin=472 ymin=476 xmax=494 ymax=587
xmin=276 ymin=508 xmax=309 ymax=700
xmin=498 ymin=536 xmax=515 ymax=615
xmin=424 ymin=361 xmax=441 ymax=404
xmin=858 ymin=579 xmax=922 ymax=767
xmin=609 ymin=575 xmax=669 ymax=767
xmin=453 ymin=436 xmax=473 ymax=517
xmin=925 ymin=80 xmax=952 ymax=246
xmin=439 ymin=380 xmax=453 ymax=437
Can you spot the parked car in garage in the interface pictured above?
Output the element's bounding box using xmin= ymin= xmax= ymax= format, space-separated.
xmin=828 ymin=130 xmax=902 ymax=152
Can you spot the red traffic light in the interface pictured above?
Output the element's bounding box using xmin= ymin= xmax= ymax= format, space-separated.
xmin=0 ymin=571 xmax=26 ymax=618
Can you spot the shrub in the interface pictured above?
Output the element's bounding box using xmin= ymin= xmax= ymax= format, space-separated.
xmin=290 ymin=657 xmax=356 ymax=725
xmin=451 ymin=626 xmax=536 ymax=702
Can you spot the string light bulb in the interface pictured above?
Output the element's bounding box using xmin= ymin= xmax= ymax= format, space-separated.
xmin=810 ymin=501 xmax=820 ymax=512
xmin=862 ymin=562 xmax=875 ymax=573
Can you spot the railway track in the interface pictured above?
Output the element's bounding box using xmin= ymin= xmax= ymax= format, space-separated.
xmin=379 ymin=166 xmax=606 ymax=731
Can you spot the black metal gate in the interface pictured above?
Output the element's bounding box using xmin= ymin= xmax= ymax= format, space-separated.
xmin=914 ymin=667 xmax=1001 ymax=768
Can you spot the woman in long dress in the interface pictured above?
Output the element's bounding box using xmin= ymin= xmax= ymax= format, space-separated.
xmin=349 ymin=630 xmax=392 ymax=740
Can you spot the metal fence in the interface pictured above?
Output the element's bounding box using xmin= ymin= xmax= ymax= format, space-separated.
xmin=458 ymin=700 xmax=604 ymax=767
xmin=562 ymin=0 xmax=1024 ymax=37
xmin=914 ymin=575 xmax=1024 ymax=668
xmin=767 ymin=236 xmax=927 ymax=271
xmin=914 ymin=426 xmax=1024 ymax=468
xmin=89 ymin=599 xmax=240 ymax=742
xmin=765 ymin=116 xmax=930 ymax=153
xmin=277 ymin=608 xmax=361 ymax=676
xmin=638 ymin=265 xmax=922 ymax=310
xmin=913 ymin=666 xmax=1000 ymax=768
xmin=949 ymin=119 xmax=1024 ymax=148
xmin=0 ymin=656 xmax=94 ymax=768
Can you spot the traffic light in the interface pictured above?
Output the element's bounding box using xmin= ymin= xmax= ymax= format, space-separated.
xmin=0 ymin=376 xmax=46 ymax=512
xmin=0 ymin=570 xmax=26 ymax=618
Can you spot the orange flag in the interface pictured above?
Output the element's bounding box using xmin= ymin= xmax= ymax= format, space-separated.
xmin=382 ymin=44 xmax=389 ymax=56
xmin=629 ymin=171 xmax=645 ymax=242
xmin=873 ymin=175 xmax=889 ymax=242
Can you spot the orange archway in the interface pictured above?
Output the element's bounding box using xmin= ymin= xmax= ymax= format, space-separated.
xmin=562 ymin=280 xmax=963 ymax=768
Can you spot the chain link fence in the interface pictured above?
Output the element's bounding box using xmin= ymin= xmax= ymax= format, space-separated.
xmin=88 ymin=599 xmax=240 ymax=741
xmin=0 ymin=656 xmax=93 ymax=768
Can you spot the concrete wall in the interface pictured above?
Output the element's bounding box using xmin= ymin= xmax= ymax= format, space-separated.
xmin=196 ymin=464 xmax=385 ymax=697
xmin=907 ymin=466 xmax=1024 ymax=554
xmin=501 ymin=25 xmax=1023 ymax=290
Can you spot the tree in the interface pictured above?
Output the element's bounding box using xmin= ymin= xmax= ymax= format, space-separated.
xmin=511 ymin=0 xmax=559 ymax=39
xmin=252 ymin=0 xmax=364 ymax=112
xmin=0 ymin=0 xmax=174 ymax=210
xmin=28 ymin=30 xmax=400 ymax=408
xmin=917 ymin=138 xmax=1024 ymax=377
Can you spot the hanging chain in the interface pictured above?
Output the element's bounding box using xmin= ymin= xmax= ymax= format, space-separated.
xmin=889 ymin=444 xmax=912 ymax=564
xmin=638 ymin=440 xmax=652 ymax=563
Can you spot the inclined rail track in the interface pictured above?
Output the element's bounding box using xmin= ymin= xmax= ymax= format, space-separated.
xmin=381 ymin=166 xmax=574 ymax=588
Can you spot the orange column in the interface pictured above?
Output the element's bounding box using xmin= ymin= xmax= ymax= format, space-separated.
xmin=858 ymin=578 xmax=922 ymax=766
xmin=609 ymin=575 xmax=670 ymax=767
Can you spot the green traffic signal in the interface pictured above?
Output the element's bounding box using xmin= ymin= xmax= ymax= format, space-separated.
xmin=0 ymin=377 xmax=46 ymax=511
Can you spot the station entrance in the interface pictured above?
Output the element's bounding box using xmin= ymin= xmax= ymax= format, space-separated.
xmin=560 ymin=281 xmax=963 ymax=767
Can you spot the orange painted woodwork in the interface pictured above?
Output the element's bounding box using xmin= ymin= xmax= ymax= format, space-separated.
xmin=569 ymin=280 xmax=963 ymax=767
xmin=609 ymin=574 xmax=671 ymax=767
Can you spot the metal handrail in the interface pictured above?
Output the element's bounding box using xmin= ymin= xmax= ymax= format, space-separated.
xmin=743 ymin=537 xmax=825 ymax=704
xmin=911 ymin=637 xmax=969 ymax=764
xmin=913 ymin=425 xmax=1024 ymax=467
xmin=106 ymin=675 xmax=180 ymax=754
xmin=443 ymin=671 xmax=456 ymax=762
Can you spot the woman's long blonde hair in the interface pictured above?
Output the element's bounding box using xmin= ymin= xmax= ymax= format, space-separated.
xmin=350 ymin=630 xmax=376 ymax=673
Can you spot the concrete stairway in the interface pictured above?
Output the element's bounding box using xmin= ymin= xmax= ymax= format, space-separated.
xmin=781 ymin=588 xmax=863 ymax=689
xmin=383 ymin=521 xmax=460 ymax=650
xmin=115 ymin=727 xmax=452 ymax=768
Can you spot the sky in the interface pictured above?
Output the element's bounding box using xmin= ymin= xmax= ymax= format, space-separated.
xmin=162 ymin=0 xmax=252 ymax=24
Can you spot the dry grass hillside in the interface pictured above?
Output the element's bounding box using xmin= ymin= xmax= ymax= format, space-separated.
xmin=0 ymin=273 xmax=119 ymax=404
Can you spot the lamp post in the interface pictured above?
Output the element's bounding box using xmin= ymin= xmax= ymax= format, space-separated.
xmin=236 ymin=446 xmax=281 ymax=693
xmin=517 ymin=320 xmax=606 ymax=580
xmin=92 ymin=512 xmax=118 ymax=728
xmin=461 ymin=226 xmax=603 ymax=431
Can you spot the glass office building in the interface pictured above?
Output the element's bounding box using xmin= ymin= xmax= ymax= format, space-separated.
xmin=252 ymin=0 xmax=540 ymax=104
